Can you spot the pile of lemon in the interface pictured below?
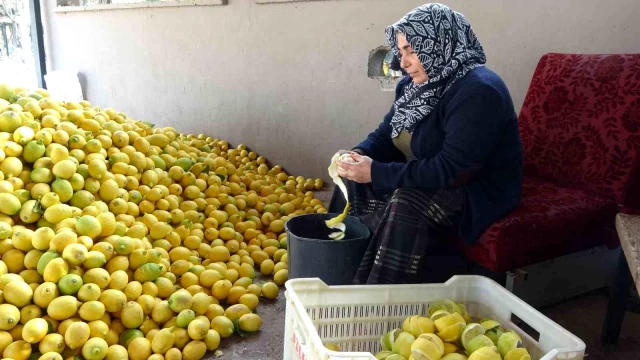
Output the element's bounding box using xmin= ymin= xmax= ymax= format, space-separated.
xmin=371 ymin=299 xmax=532 ymax=360
xmin=0 ymin=83 xmax=327 ymax=360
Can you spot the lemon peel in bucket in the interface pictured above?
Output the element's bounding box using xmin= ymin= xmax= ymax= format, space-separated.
xmin=326 ymin=203 xmax=349 ymax=229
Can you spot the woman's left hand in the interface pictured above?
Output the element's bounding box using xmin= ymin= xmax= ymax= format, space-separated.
xmin=336 ymin=153 xmax=372 ymax=183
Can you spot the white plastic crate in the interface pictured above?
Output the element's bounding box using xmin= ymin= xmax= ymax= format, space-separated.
xmin=283 ymin=276 xmax=585 ymax=360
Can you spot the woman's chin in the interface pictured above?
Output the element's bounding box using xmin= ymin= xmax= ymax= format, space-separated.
xmin=411 ymin=76 xmax=428 ymax=85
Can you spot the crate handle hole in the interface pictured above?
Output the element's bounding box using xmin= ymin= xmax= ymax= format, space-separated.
xmin=510 ymin=313 xmax=540 ymax=342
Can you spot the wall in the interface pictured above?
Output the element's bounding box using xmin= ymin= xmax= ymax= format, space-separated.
xmin=42 ymin=0 xmax=640 ymax=179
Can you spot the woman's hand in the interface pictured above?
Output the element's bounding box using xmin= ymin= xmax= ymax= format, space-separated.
xmin=336 ymin=153 xmax=373 ymax=183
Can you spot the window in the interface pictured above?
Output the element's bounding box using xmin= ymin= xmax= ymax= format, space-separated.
xmin=54 ymin=0 xmax=226 ymax=13
xmin=0 ymin=0 xmax=46 ymax=88
xmin=368 ymin=46 xmax=402 ymax=91
xmin=255 ymin=0 xmax=331 ymax=3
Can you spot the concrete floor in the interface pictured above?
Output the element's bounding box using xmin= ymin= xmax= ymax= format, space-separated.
xmin=538 ymin=290 xmax=640 ymax=360
xmin=206 ymin=287 xmax=640 ymax=360
xmin=212 ymin=294 xmax=286 ymax=359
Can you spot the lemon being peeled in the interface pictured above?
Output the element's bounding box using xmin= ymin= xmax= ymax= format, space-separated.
xmin=325 ymin=153 xmax=354 ymax=238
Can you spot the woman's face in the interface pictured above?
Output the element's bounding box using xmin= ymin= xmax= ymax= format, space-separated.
xmin=397 ymin=33 xmax=429 ymax=84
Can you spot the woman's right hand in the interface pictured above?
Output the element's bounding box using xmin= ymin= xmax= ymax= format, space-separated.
xmin=336 ymin=149 xmax=365 ymax=157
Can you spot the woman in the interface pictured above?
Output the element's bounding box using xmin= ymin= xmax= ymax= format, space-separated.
xmin=329 ymin=3 xmax=523 ymax=285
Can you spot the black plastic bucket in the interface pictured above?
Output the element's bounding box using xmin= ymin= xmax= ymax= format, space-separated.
xmin=285 ymin=213 xmax=371 ymax=285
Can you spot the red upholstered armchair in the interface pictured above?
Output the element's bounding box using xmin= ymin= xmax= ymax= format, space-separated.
xmin=462 ymin=53 xmax=640 ymax=274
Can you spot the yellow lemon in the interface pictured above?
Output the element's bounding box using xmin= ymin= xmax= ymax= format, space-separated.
xmin=33 ymin=282 xmax=59 ymax=308
xmin=261 ymin=282 xmax=279 ymax=299
xmin=3 ymin=340 xmax=32 ymax=360
xmin=38 ymin=333 xmax=65 ymax=354
xmin=77 ymin=283 xmax=101 ymax=302
xmin=32 ymin=227 xmax=55 ymax=251
xmin=3 ymin=281 xmax=33 ymax=308
xmin=51 ymin=159 xmax=76 ymax=179
xmin=47 ymin=296 xmax=80 ymax=320
xmin=83 ymin=268 xmax=111 ymax=289
xmin=43 ymin=203 xmax=73 ymax=224
xmin=224 ymin=304 xmax=251 ymax=322
xmin=182 ymin=340 xmax=207 ymax=360
xmin=127 ymin=337 xmax=151 ymax=360
xmin=64 ymin=321 xmax=90 ymax=349
xmin=238 ymin=313 xmax=262 ymax=333
xmin=151 ymin=326 xmax=175 ymax=354
xmin=82 ymin=337 xmax=108 ymax=360
xmin=105 ymin=344 xmax=128 ymax=360
xmin=88 ymin=320 xmax=109 ymax=339
xmin=0 ymin=304 xmax=20 ymax=330
xmin=42 ymin=257 xmax=69 ymax=283
xmin=210 ymin=316 xmax=234 ymax=339
xmin=22 ymin=318 xmax=48 ymax=343
xmin=62 ymin=243 xmax=88 ymax=266
xmin=121 ymin=301 xmax=144 ymax=329
xmin=88 ymin=159 xmax=107 ymax=179
xmin=78 ymin=301 xmax=106 ymax=322
xmin=0 ymin=192 xmax=21 ymax=215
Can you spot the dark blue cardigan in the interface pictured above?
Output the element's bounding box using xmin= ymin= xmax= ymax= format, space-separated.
xmin=355 ymin=67 xmax=523 ymax=243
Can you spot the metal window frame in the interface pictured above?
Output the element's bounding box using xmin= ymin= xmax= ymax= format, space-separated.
xmin=29 ymin=0 xmax=47 ymax=88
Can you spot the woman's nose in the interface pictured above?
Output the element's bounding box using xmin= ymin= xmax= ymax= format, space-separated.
xmin=400 ymin=56 xmax=410 ymax=69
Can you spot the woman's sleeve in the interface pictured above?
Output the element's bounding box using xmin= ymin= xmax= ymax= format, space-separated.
xmin=369 ymin=85 xmax=506 ymax=195
xmin=353 ymin=78 xmax=409 ymax=163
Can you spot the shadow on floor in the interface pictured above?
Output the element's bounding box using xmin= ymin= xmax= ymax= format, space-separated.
xmin=539 ymin=289 xmax=640 ymax=360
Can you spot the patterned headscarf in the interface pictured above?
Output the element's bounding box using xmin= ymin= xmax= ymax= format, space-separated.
xmin=386 ymin=3 xmax=486 ymax=138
